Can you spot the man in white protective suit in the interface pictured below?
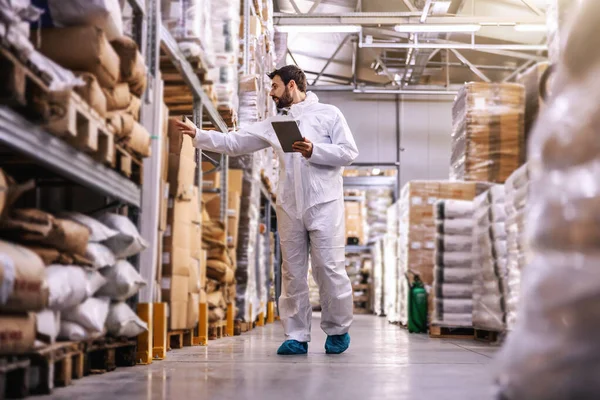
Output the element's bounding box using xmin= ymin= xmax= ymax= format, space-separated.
xmin=175 ymin=65 xmax=358 ymax=355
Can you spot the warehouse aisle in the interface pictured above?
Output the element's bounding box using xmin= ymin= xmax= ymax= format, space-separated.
xmin=43 ymin=315 xmax=497 ymax=400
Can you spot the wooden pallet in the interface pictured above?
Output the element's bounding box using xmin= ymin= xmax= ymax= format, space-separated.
xmin=0 ymin=357 xmax=30 ymax=399
xmin=429 ymin=325 xmax=475 ymax=339
xmin=474 ymin=328 xmax=502 ymax=343
xmin=208 ymin=320 xmax=227 ymax=340
xmin=0 ymin=45 xmax=51 ymax=121
xmin=167 ymin=329 xmax=193 ymax=350
xmin=45 ymin=91 xmax=115 ymax=166
xmin=83 ymin=338 xmax=137 ymax=375
xmin=115 ymin=145 xmax=143 ymax=185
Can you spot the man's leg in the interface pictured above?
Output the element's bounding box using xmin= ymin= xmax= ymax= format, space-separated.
xmin=306 ymin=199 xmax=353 ymax=337
xmin=276 ymin=206 xmax=312 ymax=343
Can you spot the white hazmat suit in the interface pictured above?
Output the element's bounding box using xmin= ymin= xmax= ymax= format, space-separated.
xmin=193 ymin=92 xmax=358 ymax=342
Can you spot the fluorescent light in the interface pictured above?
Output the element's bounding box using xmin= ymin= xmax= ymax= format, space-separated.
xmin=514 ymin=24 xmax=547 ymax=32
xmin=371 ymin=168 xmax=381 ymax=175
xmin=394 ymin=24 xmax=481 ymax=33
xmin=275 ymin=25 xmax=361 ymax=33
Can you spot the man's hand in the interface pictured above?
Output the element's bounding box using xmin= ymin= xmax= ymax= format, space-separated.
xmin=175 ymin=120 xmax=197 ymax=139
xmin=292 ymin=137 xmax=313 ymax=159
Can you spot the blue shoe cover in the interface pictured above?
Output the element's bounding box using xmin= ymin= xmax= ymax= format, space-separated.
xmin=277 ymin=340 xmax=308 ymax=355
xmin=325 ymin=333 xmax=350 ymax=354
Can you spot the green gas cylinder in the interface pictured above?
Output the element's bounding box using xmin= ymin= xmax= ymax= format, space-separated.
xmin=407 ymin=275 xmax=428 ymax=334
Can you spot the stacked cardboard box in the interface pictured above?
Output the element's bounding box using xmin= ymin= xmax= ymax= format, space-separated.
xmin=163 ymin=117 xmax=201 ymax=330
xmin=451 ymin=82 xmax=526 ymax=184
xmin=397 ymin=180 xmax=490 ymax=325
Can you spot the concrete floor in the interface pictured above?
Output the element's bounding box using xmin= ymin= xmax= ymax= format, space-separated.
xmin=42 ymin=314 xmax=498 ymax=400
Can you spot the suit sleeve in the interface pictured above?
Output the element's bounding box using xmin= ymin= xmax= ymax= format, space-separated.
xmin=308 ymin=109 xmax=359 ymax=167
xmin=193 ymin=125 xmax=270 ymax=156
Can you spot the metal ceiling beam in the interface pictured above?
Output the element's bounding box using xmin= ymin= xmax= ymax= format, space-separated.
xmin=274 ymin=13 xmax=546 ymax=25
xmin=360 ymin=40 xmax=547 ymax=53
xmin=312 ymin=34 xmax=351 ymax=85
xmin=450 ymin=49 xmax=491 ymax=82
xmin=402 ymin=0 xmax=418 ymax=12
xmin=288 ymin=0 xmax=302 ymax=14
xmin=373 ymin=53 xmax=396 ymax=83
xmin=308 ymin=0 xmax=323 ymax=14
xmin=287 ymin=49 xmax=300 ymax=66
xmin=502 ymin=60 xmax=535 ymax=82
xmin=362 ymin=27 xmax=547 ymax=61
xmin=520 ymin=0 xmax=544 ymax=16
xmin=420 ymin=0 xmax=433 ymax=23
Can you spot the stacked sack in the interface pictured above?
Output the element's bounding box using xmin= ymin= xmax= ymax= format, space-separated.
xmin=503 ymin=164 xmax=531 ymax=330
xmin=0 ymin=172 xmax=50 ymax=353
xmin=383 ymin=202 xmax=399 ymax=323
xmin=32 ymin=0 xmax=151 ymax=158
xmin=366 ymin=188 xmax=393 ymax=244
xmin=496 ymin=2 xmax=600 ymax=397
xmin=56 ymin=212 xmax=148 ymax=341
xmin=230 ymin=154 xmax=261 ymax=323
xmin=471 ymin=186 xmax=507 ymax=333
xmin=432 ymin=200 xmax=474 ymax=328
xmin=208 ymin=0 xmax=241 ymax=116
xmin=372 ymin=239 xmax=384 ymax=316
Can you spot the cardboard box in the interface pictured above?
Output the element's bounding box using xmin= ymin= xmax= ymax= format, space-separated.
xmin=159 ymin=181 xmax=169 ymax=232
xmin=0 ymin=313 xmax=36 ymax=355
xmin=168 ymin=117 xmax=195 ymax=155
xmin=168 ymin=301 xmax=188 ymax=330
xmin=156 ymin=231 xmax=164 ymax=282
xmin=161 ymin=275 xmax=189 ymax=302
xmin=228 ymin=169 xmax=244 ymax=194
xmin=188 ymin=255 xmax=200 ymax=294
xmin=227 ymin=191 xmax=241 ymax=218
xmin=439 ymin=182 xmax=477 ymax=201
xmin=186 ymin=293 xmax=200 ymax=329
xmin=162 ymin=246 xmax=191 ymax=277
xmin=168 ymin=153 xmax=196 ymax=200
xmin=199 ymin=250 xmax=207 ymax=289
xmin=161 ymin=105 xmax=170 ymax=181
xmin=202 ymin=162 xmax=220 ymax=189
xmin=203 ymin=193 xmax=221 ymax=221
xmin=190 ymin=223 xmax=202 ymax=259
xmin=190 ymin=186 xmax=202 ymax=224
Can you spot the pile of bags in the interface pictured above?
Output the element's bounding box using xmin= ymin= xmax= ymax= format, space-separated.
xmin=0 ymin=202 xmax=148 ymax=354
xmin=432 ymin=200 xmax=474 ymax=328
xmin=503 ymin=164 xmax=531 ymax=330
xmin=32 ymin=0 xmax=151 ymax=158
xmin=471 ymin=186 xmax=507 ymax=332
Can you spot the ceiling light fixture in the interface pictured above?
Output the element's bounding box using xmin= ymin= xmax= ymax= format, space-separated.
xmin=514 ymin=24 xmax=547 ymax=32
xmin=275 ymin=25 xmax=362 ymax=33
xmin=394 ymin=24 xmax=481 ymax=33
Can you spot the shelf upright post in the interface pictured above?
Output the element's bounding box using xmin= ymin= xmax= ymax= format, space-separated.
xmin=138 ymin=0 xmax=163 ymax=304
xmin=243 ymin=0 xmax=251 ymax=75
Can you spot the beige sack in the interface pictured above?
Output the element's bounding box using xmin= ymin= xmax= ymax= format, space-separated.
xmin=75 ymin=72 xmax=107 ymax=117
xmin=34 ymin=26 xmax=120 ymax=88
xmin=0 ymin=240 xmax=48 ymax=312
xmin=102 ymin=83 xmax=132 ymax=111
xmin=110 ymin=36 xmax=147 ymax=97
xmin=0 ymin=313 xmax=36 ymax=355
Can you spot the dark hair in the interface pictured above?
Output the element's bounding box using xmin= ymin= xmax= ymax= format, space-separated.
xmin=267 ymin=65 xmax=307 ymax=93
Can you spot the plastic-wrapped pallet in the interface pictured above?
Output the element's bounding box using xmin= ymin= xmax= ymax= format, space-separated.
xmin=451 ymin=83 xmax=526 ymax=184
xmin=366 ymin=188 xmax=393 ymax=243
xmin=372 ymin=239 xmax=384 ymax=316
xmin=383 ymin=203 xmax=399 ymax=322
xmin=496 ymin=2 xmax=600 ymax=397
xmin=432 ymin=200 xmax=474 ymax=328
xmin=231 ymin=154 xmax=261 ymax=322
xmin=471 ymin=186 xmax=506 ymax=333
xmin=503 ymin=163 xmax=530 ymax=330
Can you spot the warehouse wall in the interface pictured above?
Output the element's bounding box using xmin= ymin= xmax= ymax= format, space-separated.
xmin=314 ymin=91 xmax=454 ymax=186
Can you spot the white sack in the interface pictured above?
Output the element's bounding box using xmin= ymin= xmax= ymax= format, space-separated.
xmin=97 ymin=260 xmax=145 ymax=301
xmin=97 ymin=213 xmax=148 ymax=258
xmin=62 ymin=296 xmax=110 ymax=332
xmin=47 ymin=0 xmax=123 ymax=40
xmin=60 ymin=212 xmax=119 ymax=242
xmin=105 ymin=302 xmax=148 ymax=338
xmin=86 ymin=243 xmax=117 ymax=270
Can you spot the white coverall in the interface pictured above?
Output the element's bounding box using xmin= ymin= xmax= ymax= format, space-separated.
xmin=193 ymin=92 xmax=358 ymax=342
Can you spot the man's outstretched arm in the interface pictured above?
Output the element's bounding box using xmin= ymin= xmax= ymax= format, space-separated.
xmin=175 ymin=120 xmax=270 ymax=157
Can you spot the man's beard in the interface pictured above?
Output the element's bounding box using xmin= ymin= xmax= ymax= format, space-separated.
xmin=272 ymin=87 xmax=293 ymax=109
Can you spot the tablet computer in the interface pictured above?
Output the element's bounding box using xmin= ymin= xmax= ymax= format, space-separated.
xmin=271 ymin=120 xmax=304 ymax=153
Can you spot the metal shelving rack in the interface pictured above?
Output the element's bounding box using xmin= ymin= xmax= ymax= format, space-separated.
xmin=137 ymin=0 xmax=231 ymax=303
xmin=0 ymin=107 xmax=142 ymax=207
